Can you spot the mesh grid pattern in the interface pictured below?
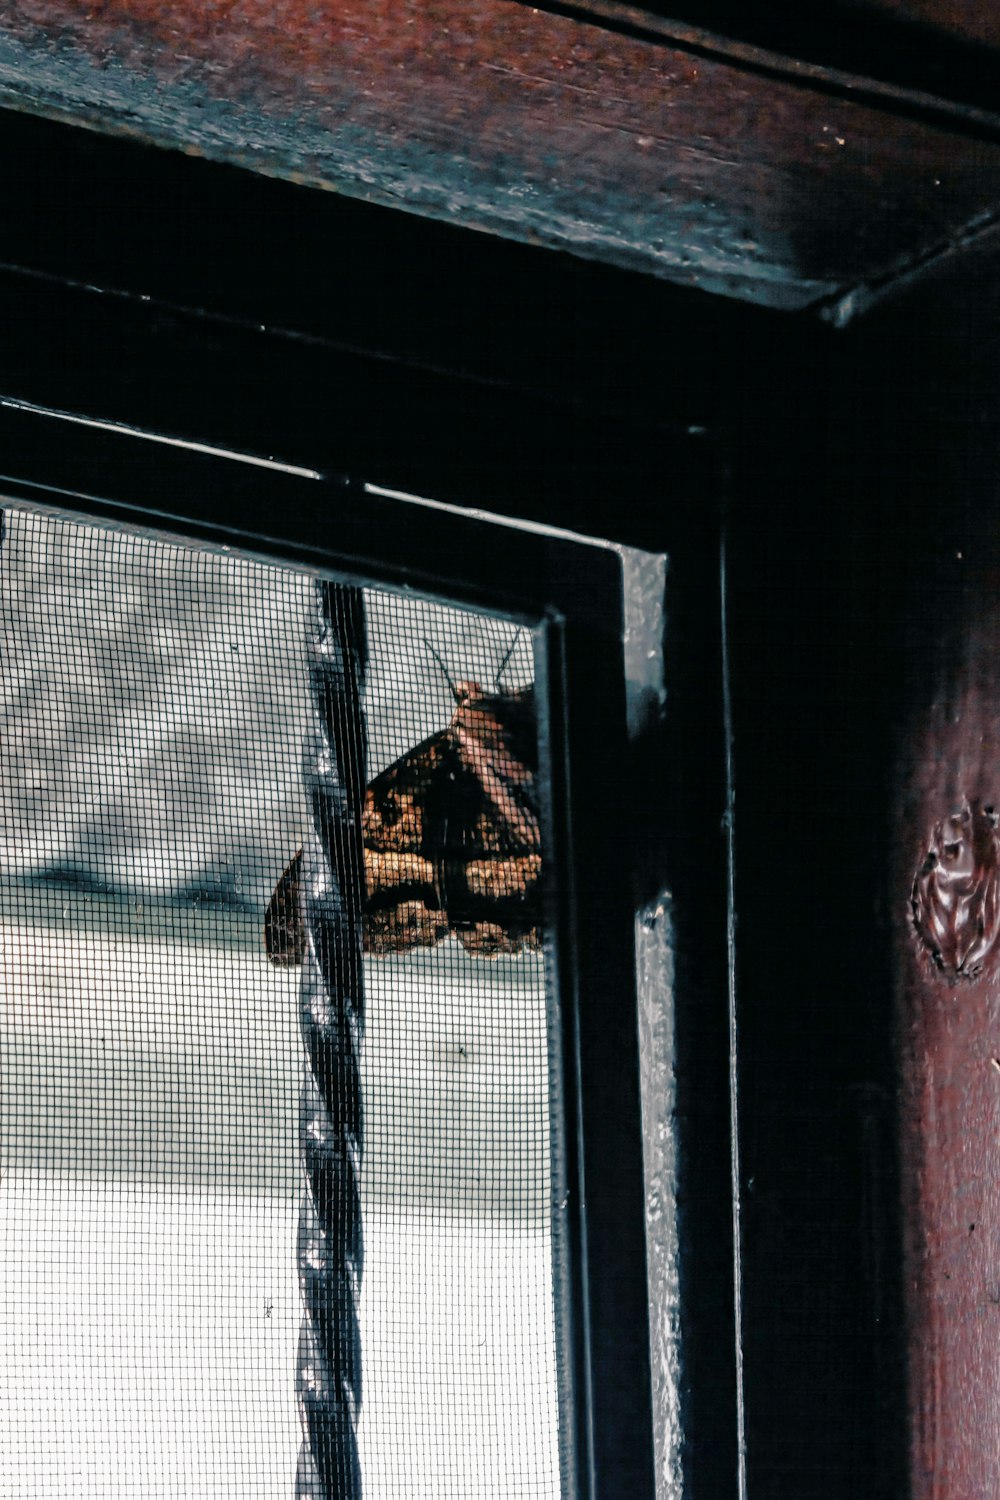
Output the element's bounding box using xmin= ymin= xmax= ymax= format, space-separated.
xmin=0 ymin=507 xmax=561 ymax=1498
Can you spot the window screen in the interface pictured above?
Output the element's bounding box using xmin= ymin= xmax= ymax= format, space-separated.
xmin=0 ymin=506 xmax=567 ymax=1498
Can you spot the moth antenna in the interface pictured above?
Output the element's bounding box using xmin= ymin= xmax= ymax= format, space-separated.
xmin=495 ymin=631 xmax=521 ymax=693
xmin=424 ymin=638 xmax=462 ymax=704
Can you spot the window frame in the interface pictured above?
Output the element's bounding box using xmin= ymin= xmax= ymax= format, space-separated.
xmin=0 ymin=397 xmax=663 ymax=1500
xmin=0 ymin=102 xmax=741 ymax=1490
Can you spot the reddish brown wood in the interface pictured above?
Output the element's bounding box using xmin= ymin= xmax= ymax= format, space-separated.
xmin=899 ymin=607 xmax=1000 ymax=1497
xmin=2 ymin=0 xmax=1000 ymax=310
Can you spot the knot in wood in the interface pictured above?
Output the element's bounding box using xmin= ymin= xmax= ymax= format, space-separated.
xmin=911 ymin=801 xmax=1000 ymax=979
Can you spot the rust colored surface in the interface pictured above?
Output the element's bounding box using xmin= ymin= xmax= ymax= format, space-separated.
xmin=899 ymin=606 xmax=1000 ymax=1497
xmin=1 ymin=0 xmax=1000 ymax=308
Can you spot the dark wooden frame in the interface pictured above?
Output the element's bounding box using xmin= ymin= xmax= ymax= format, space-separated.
xmin=0 ymin=334 xmax=720 ymax=1500
xmin=0 ymin=89 xmax=930 ymax=1500
xmin=4 ymin=0 xmax=1000 ymax=317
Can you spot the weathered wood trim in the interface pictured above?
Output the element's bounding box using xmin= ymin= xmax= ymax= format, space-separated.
xmin=3 ymin=1 xmax=1000 ymax=311
xmin=896 ymin=607 xmax=1000 ymax=1498
xmin=514 ymin=0 xmax=1000 ymax=137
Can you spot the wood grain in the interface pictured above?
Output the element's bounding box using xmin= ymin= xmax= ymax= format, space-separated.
xmin=898 ymin=606 xmax=1000 ymax=1497
xmin=2 ymin=0 xmax=1000 ymax=310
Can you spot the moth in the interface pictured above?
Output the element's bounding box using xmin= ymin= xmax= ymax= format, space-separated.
xmin=266 ymin=657 xmax=542 ymax=963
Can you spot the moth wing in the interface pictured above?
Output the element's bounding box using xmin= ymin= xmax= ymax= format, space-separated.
xmin=452 ymin=686 xmax=540 ymax=853
xmin=265 ymin=688 xmax=544 ymax=963
xmin=363 ymin=899 xmax=449 ymax=955
xmin=443 ymin=688 xmax=542 ymax=950
xmin=362 ymin=729 xmax=452 ymax=954
xmin=264 ymin=849 xmax=305 ymax=966
xmin=362 ymin=729 xmax=449 ymax=853
xmin=266 ymin=732 xmax=451 ymax=966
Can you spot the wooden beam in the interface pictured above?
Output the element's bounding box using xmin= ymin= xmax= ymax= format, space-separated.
xmin=3 ymin=0 xmax=1000 ymax=311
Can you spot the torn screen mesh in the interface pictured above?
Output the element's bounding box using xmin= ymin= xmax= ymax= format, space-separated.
xmin=0 ymin=506 xmax=564 ymax=1498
